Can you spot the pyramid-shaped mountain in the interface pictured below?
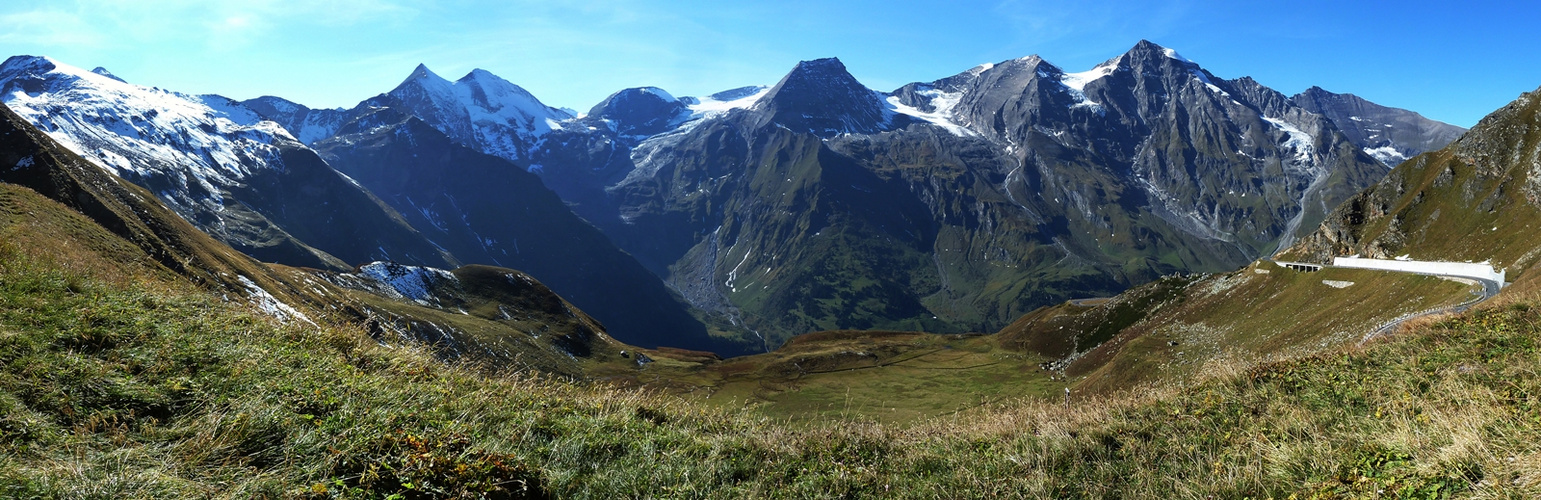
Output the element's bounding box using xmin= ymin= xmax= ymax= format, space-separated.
xmin=751 ymin=57 xmax=901 ymax=137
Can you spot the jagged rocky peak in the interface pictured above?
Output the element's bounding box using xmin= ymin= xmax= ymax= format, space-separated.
xmin=893 ymin=55 xmax=1043 ymax=111
xmin=1119 ymin=39 xmax=1195 ymax=68
xmin=754 ymin=57 xmax=896 ymax=137
xmin=971 ymin=54 xmax=1056 ymax=90
xmin=1101 ymin=39 xmax=1228 ymax=89
xmin=238 ymin=95 xmax=350 ymax=145
xmin=1290 ymin=85 xmax=1467 ymax=166
xmin=585 ymin=86 xmax=687 ymax=137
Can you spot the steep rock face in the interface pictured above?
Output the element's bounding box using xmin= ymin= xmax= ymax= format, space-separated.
xmin=1285 ymin=86 xmax=1541 ymax=282
xmin=908 ymin=41 xmax=1386 ymax=253
xmin=0 ymin=55 xmax=452 ymax=271
xmin=314 ymin=109 xmax=747 ymax=354
xmin=1291 ymin=86 xmax=1467 ymax=166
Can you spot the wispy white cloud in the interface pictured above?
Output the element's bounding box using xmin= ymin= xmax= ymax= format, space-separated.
xmin=0 ymin=0 xmax=420 ymax=51
xmin=0 ymin=8 xmax=106 ymax=47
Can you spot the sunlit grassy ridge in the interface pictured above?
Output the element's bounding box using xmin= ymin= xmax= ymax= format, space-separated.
xmin=2 ymin=210 xmax=1539 ymax=498
xmin=1068 ymin=262 xmax=1476 ymax=393
xmin=661 ymin=263 xmax=1473 ymax=425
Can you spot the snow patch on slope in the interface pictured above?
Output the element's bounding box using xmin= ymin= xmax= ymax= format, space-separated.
xmin=1363 ymin=146 xmax=1406 ymax=166
xmin=1161 ymin=48 xmax=1191 ymax=63
xmin=1263 ymin=117 xmax=1316 ymax=163
xmin=613 ymin=86 xmax=773 ymax=188
xmin=682 ymin=85 xmax=771 ymax=119
xmin=237 ymin=275 xmax=314 ymax=325
xmin=358 ymin=261 xmax=457 ymax=303
xmin=639 ymin=87 xmax=677 ymax=102
xmin=884 ymin=91 xmax=972 ymax=136
xmin=1060 ymin=57 xmax=1120 ymax=111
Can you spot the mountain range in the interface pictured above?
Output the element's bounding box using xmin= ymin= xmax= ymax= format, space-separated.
xmin=0 ymin=40 xmax=1466 ymax=351
xmin=0 ymin=54 xmax=735 ymax=354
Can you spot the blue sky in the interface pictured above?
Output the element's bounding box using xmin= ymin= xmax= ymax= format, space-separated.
xmin=1 ymin=0 xmax=1536 ymax=127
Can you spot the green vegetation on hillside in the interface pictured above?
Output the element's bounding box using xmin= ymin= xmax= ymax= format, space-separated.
xmin=3 ymin=231 xmax=1540 ymax=497
xmin=1068 ymin=262 xmax=1476 ymax=392
xmin=657 ymin=330 xmax=1060 ymax=424
xmin=653 ymin=262 xmax=1473 ymax=425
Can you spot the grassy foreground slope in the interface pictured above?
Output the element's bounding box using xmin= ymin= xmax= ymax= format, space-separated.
xmin=2 ymin=200 xmax=1540 ymax=497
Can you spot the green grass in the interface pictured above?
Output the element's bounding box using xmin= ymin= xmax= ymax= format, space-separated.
xmin=672 ymin=331 xmax=1059 ymax=424
xmin=1069 ymin=263 xmax=1474 ymax=391
xmin=635 ymin=262 xmax=1478 ymax=426
xmin=3 ymin=222 xmax=1541 ymax=497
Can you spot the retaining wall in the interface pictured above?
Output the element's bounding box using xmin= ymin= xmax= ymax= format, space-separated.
xmin=1332 ymin=257 xmax=1506 ymax=286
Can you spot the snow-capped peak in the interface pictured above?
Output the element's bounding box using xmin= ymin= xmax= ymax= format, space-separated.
xmin=0 ymin=54 xmax=296 ymax=194
xmin=382 ymin=64 xmax=571 ymax=162
xmin=2 ymin=55 xmax=121 ymax=88
xmin=1161 ymin=47 xmax=1192 ymax=64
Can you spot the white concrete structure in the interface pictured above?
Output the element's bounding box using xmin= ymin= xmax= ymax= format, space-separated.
xmin=1332 ymin=257 xmax=1506 ymax=287
xmin=1274 ymin=261 xmax=1323 ymax=272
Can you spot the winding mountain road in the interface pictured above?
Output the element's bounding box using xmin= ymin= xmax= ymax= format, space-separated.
xmin=1067 ymin=298 xmax=1110 ymax=307
xmin=1271 ymin=259 xmax=1504 ymax=343
xmin=1359 ymin=274 xmax=1501 ymax=343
